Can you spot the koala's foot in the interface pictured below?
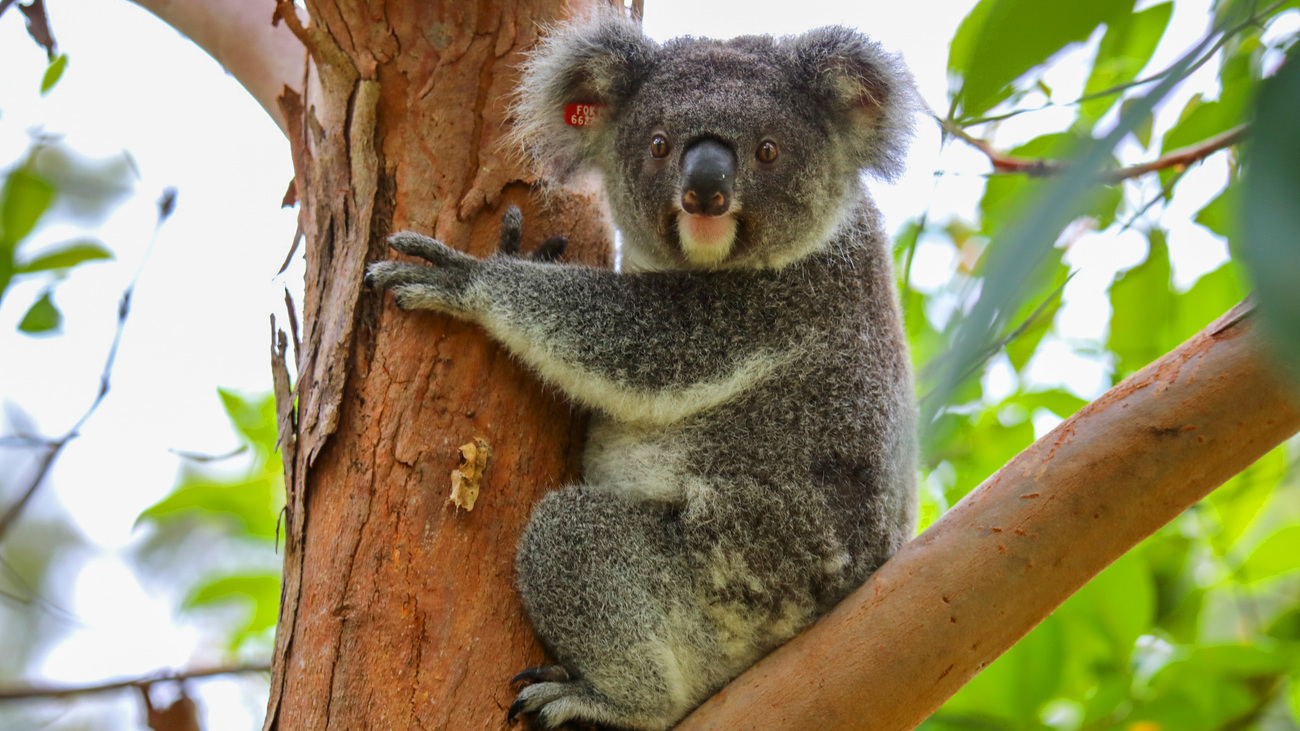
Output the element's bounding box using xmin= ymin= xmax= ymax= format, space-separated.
xmin=496 ymin=205 xmax=569 ymax=262
xmin=504 ymin=676 xmax=631 ymax=723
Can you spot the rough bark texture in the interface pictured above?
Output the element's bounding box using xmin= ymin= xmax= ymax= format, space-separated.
xmin=676 ymin=301 xmax=1300 ymax=731
xmin=263 ymin=2 xmax=617 ymax=729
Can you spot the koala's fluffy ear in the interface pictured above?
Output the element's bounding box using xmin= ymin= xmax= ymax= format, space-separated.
xmin=512 ymin=13 xmax=658 ymax=179
xmin=789 ymin=27 xmax=920 ymax=181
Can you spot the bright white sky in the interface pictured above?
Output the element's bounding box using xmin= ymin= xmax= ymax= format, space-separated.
xmin=0 ymin=0 xmax=1266 ymax=728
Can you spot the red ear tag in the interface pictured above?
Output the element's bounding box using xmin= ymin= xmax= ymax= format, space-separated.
xmin=564 ymin=103 xmax=604 ymax=127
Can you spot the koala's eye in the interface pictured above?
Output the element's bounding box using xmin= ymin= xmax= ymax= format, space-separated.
xmin=757 ymin=140 xmax=779 ymax=164
xmin=649 ymin=135 xmax=671 ymax=159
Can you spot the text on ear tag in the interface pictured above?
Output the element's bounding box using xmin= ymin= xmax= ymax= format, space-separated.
xmin=564 ymin=103 xmax=604 ymax=126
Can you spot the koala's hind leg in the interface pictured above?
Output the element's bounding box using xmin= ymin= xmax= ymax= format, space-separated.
xmin=512 ymin=485 xmax=709 ymax=731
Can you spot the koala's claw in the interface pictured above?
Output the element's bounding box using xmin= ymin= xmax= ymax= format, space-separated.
xmin=511 ymin=665 xmax=571 ymax=687
xmin=364 ymin=260 xmax=415 ymax=290
xmin=495 ymin=205 xmax=570 ymax=263
xmin=507 ymin=682 xmax=567 ymax=726
xmin=387 ymin=231 xmax=466 ymax=266
xmin=533 ymin=235 xmax=569 ymax=262
xmin=499 ymin=205 xmax=525 ymax=256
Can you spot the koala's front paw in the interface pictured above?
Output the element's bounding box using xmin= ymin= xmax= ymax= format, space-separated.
xmin=495 ymin=205 xmax=570 ymax=263
xmin=366 ymin=232 xmax=482 ymax=315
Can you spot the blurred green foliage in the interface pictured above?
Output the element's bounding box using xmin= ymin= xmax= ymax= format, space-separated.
xmin=0 ymin=142 xmax=126 ymax=334
xmin=137 ymin=389 xmax=285 ymax=652
xmin=918 ymin=0 xmax=1300 ymax=728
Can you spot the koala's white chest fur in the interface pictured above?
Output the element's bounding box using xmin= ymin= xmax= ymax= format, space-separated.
xmin=582 ymin=417 xmax=701 ymax=503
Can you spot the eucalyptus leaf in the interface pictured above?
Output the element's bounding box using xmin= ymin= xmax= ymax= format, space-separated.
xmin=1207 ymin=446 xmax=1287 ymax=553
xmin=1 ymin=168 xmax=55 ymax=248
xmin=15 ymin=239 xmax=111 ymax=273
xmin=17 ymin=291 xmax=61 ymax=334
xmin=951 ymin=0 xmax=1134 ymax=119
xmin=1238 ymin=45 xmax=1300 ymax=377
xmin=1080 ymin=2 xmax=1174 ymax=121
xmin=185 ymin=573 xmax=281 ymax=648
xmin=1238 ymin=525 xmax=1300 ymax=583
xmin=925 ymin=31 xmax=1209 ymax=430
xmin=40 ymin=53 xmax=67 ymax=95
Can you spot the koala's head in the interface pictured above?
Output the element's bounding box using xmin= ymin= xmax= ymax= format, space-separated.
xmin=513 ymin=14 xmax=919 ymax=270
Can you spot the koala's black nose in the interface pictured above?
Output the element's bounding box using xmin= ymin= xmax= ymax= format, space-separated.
xmin=680 ymin=138 xmax=735 ymax=216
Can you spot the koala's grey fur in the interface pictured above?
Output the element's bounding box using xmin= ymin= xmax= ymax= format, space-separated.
xmin=367 ymin=12 xmax=919 ymax=731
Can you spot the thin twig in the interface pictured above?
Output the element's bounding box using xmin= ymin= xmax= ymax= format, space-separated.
xmin=1118 ymin=168 xmax=1185 ymax=233
xmin=1104 ymin=124 xmax=1247 ymax=182
xmin=919 ymin=272 xmax=1075 ymax=407
xmin=0 ymin=556 xmax=82 ymax=624
xmin=0 ymin=663 xmax=271 ymax=701
xmin=167 ymin=445 xmax=249 ymax=463
xmin=939 ymin=116 xmax=1248 ymax=184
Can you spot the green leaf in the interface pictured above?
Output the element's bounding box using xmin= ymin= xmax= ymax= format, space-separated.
xmin=1238 ymin=44 xmax=1300 ymax=375
xmin=1173 ymin=263 xmax=1245 ymax=336
xmin=138 ymin=472 xmax=281 ymax=539
xmin=1109 ymin=231 xmax=1173 ymax=375
xmin=217 ymin=389 xmax=280 ymax=457
xmin=1012 ymin=389 xmax=1088 ymax=419
xmin=1194 ymin=180 xmax=1239 ymax=240
xmin=1080 ymin=2 xmax=1174 ymax=121
xmin=0 ymin=248 xmax=12 ymax=304
xmin=951 ymin=0 xmax=1135 ymax=119
xmin=18 ymin=291 xmax=61 ymax=334
xmin=1057 ymin=550 xmax=1154 ymax=662
xmin=927 ymin=407 xmax=1035 ymax=502
xmin=1136 ymin=645 xmax=1289 ymax=730
xmin=942 ymin=614 xmax=1066 ymax=725
xmin=1267 ymin=607 xmax=1300 ymax=642
xmin=40 ymin=53 xmax=67 ymax=95
xmin=1 ymin=168 xmax=55 ymax=248
xmin=1120 ymin=96 xmax=1156 ymax=149
xmin=185 ymin=573 xmax=281 ymax=647
xmin=187 ymin=573 xmax=279 ymax=605
xmin=1109 ymin=240 xmax=1243 ymax=379
xmin=1207 ymin=446 xmax=1287 ymax=554
xmin=1290 ymin=675 xmax=1300 ymax=726
xmin=15 ymin=240 xmax=112 ymax=273
xmin=1238 ymin=525 xmax=1300 ymax=583
xmin=926 ymin=41 xmax=1196 ymax=430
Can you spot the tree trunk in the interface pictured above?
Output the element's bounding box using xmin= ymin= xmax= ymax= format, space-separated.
xmin=259 ymin=2 xmax=617 ymax=729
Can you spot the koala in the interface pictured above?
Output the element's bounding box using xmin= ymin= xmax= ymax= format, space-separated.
xmin=366 ymin=12 xmax=919 ymax=731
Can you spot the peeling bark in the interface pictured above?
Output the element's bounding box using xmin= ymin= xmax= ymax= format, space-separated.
xmin=261 ymin=2 xmax=618 ymax=729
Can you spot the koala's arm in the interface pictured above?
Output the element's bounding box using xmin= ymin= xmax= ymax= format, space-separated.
xmin=366 ymin=232 xmax=788 ymax=424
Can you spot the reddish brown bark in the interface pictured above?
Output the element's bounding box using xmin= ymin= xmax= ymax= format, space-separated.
xmin=676 ymin=302 xmax=1300 ymax=731
xmin=260 ymin=2 xmax=617 ymax=729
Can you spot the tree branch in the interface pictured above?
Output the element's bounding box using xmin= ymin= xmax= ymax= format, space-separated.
xmin=129 ymin=0 xmax=307 ymax=135
xmin=940 ymin=116 xmax=1248 ymax=184
xmin=0 ymin=663 xmax=270 ymax=701
xmin=677 ymin=300 xmax=1300 ymax=731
